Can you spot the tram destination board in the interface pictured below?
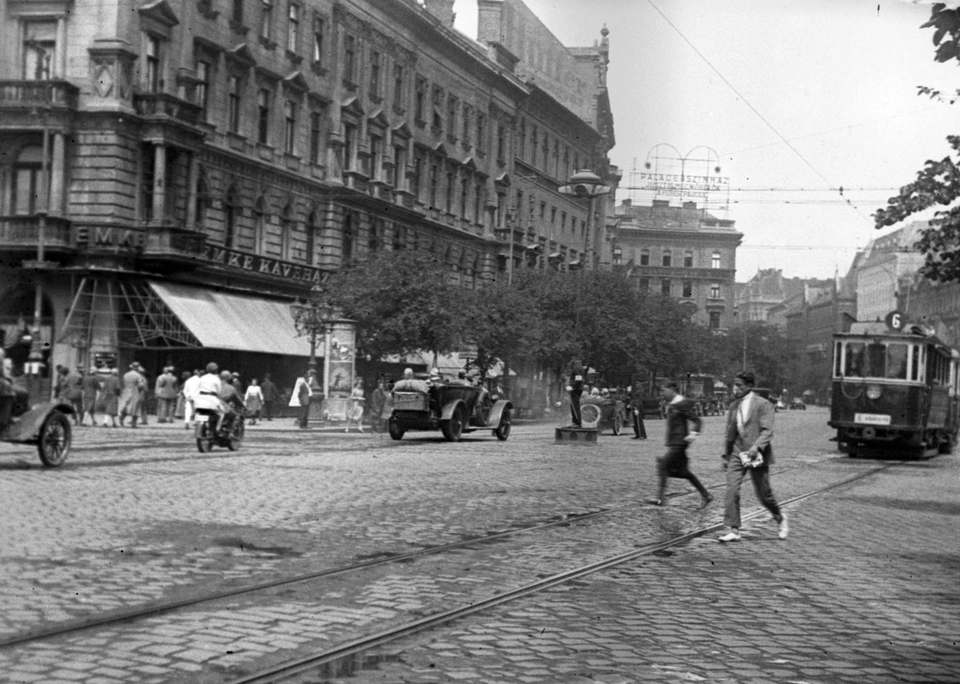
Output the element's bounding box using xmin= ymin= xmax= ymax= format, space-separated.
xmin=855 ymin=413 xmax=891 ymax=426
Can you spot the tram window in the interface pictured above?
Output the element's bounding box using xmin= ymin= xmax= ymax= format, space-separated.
xmin=866 ymin=342 xmax=886 ymax=378
xmin=886 ymin=344 xmax=908 ymax=379
xmin=834 ymin=341 xmax=843 ymax=377
xmin=844 ymin=342 xmax=865 ymax=377
xmin=911 ymin=345 xmax=920 ymax=381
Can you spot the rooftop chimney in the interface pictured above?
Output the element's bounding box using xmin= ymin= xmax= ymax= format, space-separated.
xmin=423 ymin=0 xmax=456 ymax=28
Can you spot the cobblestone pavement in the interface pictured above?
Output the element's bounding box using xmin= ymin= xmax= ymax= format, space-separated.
xmin=2 ymin=409 xmax=956 ymax=682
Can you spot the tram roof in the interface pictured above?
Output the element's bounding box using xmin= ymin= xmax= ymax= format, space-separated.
xmin=835 ymin=321 xmax=957 ymax=353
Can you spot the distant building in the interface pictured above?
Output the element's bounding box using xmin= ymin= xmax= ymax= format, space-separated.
xmin=613 ymin=198 xmax=742 ymax=329
xmin=737 ymin=269 xmax=832 ymax=325
xmin=855 ymin=221 xmax=927 ymax=323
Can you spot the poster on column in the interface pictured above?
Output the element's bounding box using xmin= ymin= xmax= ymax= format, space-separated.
xmin=324 ymin=322 xmax=355 ymax=421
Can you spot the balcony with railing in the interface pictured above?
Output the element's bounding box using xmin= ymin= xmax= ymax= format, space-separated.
xmin=0 ymin=215 xmax=74 ymax=252
xmin=0 ymin=80 xmax=80 ymax=110
xmin=133 ymin=92 xmax=203 ymax=127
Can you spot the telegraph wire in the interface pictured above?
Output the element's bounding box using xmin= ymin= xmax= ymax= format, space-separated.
xmin=644 ymin=0 xmax=874 ymax=224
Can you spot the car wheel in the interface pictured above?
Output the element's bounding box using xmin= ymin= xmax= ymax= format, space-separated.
xmin=441 ymin=407 xmax=464 ymax=442
xmin=388 ymin=416 xmax=405 ymax=440
xmin=37 ymin=411 xmax=71 ymax=467
xmin=612 ymin=411 xmax=622 ymax=436
xmin=228 ymin=419 xmax=244 ymax=451
xmin=495 ymin=407 xmax=512 ymax=441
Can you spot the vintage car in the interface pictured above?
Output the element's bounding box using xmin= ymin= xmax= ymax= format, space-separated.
xmin=0 ymin=382 xmax=74 ymax=467
xmin=383 ymin=379 xmax=512 ymax=442
xmin=580 ymin=396 xmax=627 ymax=435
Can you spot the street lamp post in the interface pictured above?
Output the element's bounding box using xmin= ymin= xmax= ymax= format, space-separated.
xmin=559 ymin=169 xmax=611 ymax=270
xmin=289 ymin=290 xmax=334 ymax=423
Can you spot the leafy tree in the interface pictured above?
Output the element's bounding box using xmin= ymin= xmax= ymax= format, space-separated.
xmin=875 ymin=4 xmax=960 ymax=282
xmin=323 ymin=250 xmax=470 ymax=362
xmin=462 ymin=278 xmax=542 ymax=381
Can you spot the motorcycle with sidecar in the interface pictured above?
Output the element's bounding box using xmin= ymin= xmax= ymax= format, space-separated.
xmin=0 ymin=382 xmax=74 ymax=467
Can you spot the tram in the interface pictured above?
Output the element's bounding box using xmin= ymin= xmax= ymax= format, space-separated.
xmin=829 ymin=320 xmax=960 ymax=458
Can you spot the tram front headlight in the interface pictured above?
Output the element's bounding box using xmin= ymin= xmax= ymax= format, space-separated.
xmin=866 ymin=384 xmax=882 ymax=400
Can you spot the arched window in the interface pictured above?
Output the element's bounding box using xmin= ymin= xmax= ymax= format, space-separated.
xmin=224 ymin=186 xmax=239 ymax=248
xmin=280 ymin=203 xmax=293 ymax=260
xmin=253 ymin=197 xmax=266 ymax=253
xmin=305 ymin=211 xmax=318 ymax=265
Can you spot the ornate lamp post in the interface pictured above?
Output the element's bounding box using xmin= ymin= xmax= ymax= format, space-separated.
xmin=559 ymin=169 xmax=611 ymax=269
xmin=289 ymin=291 xmax=334 ymax=422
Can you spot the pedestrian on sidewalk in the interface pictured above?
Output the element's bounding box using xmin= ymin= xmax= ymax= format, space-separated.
xmin=260 ymin=373 xmax=277 ymax=421
xmin=718 ymin=371 xmax=788 ymax=542
xmin=81 ymin=366 xmax=101 ymax=427
xmin=244 ymin=379 xmax=264 ymax=425
xmin=182 ymin=369 xmax=201 ymax=429
xmin=118 ymin=363 xmax=145 ymax=428
xmin=63 ymin=365 xmax=84 ymax=425
xmin=97 ymin=368 xmax=120 ymax=427
xmin=345 ymin=380 xmax=365 ymax=432
xmin=647 ymin=380 xmax=712 ymax=509
xmin=155 ymin=366 xmax=178 ymax=423
xmin=290 ymin=369 xmax=316 ymax=429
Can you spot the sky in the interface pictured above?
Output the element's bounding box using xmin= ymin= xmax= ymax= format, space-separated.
xmin=451 ymin=0 xmax=960 ymax=281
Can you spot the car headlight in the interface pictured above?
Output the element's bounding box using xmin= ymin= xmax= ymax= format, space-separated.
xmin=866 ymin=384 xmax=882 ymax=400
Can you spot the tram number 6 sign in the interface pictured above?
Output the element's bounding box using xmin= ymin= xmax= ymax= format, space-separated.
xmin=885 ymin=310 xmax=904 ymax=331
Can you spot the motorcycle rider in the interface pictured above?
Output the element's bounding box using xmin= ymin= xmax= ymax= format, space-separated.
xmin=192 ymin=362 xmax=223 ymax=423
xmin=217 ymin=370 xmax=245 ymax=435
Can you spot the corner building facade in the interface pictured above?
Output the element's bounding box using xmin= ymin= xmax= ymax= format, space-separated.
xmin=0 ymin=0 xmax=615 ymax=394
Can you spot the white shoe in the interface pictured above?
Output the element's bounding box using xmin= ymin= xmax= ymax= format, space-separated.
xmin=718 ymin=530 xmax=741 ymax=543
xmin=778 ymin=513 xmax=789 ymax=540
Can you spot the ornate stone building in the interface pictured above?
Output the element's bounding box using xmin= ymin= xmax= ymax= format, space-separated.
xmin=613 ymin=198 xmax=742 ymax=329
xmin=0 ymin=0 xmax=616 ymax=398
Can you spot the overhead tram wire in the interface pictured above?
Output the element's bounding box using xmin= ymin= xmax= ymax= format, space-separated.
xmin=644 ymin=0 xmax=874 ymax=224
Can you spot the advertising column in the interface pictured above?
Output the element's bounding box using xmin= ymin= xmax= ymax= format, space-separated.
xmin=323 ymin=320 xmax=356 ymax=422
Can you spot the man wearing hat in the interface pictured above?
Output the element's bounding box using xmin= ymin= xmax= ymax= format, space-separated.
xmin=290 ymin=368 xmax=317 ymax=429
xmin=118 ymin=362 xmax=146 ymax=428
xmin=155 ymin=366 xmax=178 ymax=423
xmin=81 ymin=365 xmax=101 ymax=427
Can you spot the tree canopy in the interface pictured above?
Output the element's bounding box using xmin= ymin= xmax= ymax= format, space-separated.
xmin=875 ymin=4 xmax=960 ymax=282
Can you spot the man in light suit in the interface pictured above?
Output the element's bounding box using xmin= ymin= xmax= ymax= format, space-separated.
xmin=718 ymin=371 xmax=788 ymax=542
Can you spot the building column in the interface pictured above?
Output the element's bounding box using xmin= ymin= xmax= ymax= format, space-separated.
xmin=186 ymin=153 xmax=199 ymax=227
xmin=56 ymin=18 xmax=67 ymax=78
xmin=152 ymin=143 xmax=166 ymax=223
xmin=49 ymin=132 xmax=66 ymax=216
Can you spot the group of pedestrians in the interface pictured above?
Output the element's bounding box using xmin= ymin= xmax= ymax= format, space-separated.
xmin=49 ymin=362 xmax=282 ymax=430
xmin=645 ymin=370 xmax=788 ymax=543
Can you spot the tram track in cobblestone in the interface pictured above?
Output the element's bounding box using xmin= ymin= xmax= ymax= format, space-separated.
xmin=0 ymin=454 xmax=875 ymax=656
xmin=222 ymin=462 xmax=894 ymax=684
